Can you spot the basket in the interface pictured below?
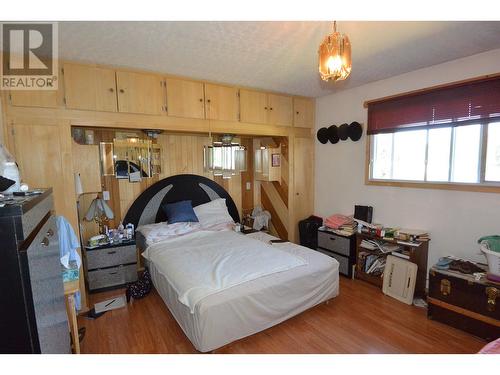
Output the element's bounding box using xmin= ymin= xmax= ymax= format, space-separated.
xmin=480 ymin=243 xmax=500 ymax=277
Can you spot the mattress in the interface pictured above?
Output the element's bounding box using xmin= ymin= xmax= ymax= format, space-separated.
xmin=148 ymin=231 xmax=339 ymax=352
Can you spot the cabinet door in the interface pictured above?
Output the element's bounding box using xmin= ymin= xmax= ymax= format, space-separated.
xmin=293 ymin=97 xmax=314 ymax=128
xmin=9 ymin=90 xmax=58 ymax=108
xmin=292 ymin=137 xmax=314 ymax=243
xmin=116 ymin=71 xmax=165 ymax=115
xmin=12 ymin=123 xmax=65 ymax=213
xmin=72 ymin=142 xmax=102 ymax=193
xmin=204 ymin=83 xmax=239 ymax=122
xmin=166 ymin=78 xmax=205 ymax=119
xmin=64 ymin=63 xmax=117 ymax=112
xmin=268 ymin=94 xmax=293 ymax=126
xmin=239 ymin=89 xmax=268 ymax=124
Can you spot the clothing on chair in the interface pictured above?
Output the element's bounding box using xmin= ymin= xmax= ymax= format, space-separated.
xmin=57 ymin=216 xmax=82 ymax=310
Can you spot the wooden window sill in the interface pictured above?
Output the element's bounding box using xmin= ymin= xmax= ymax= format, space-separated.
xmin=365 ymin=179 xmax=500 ymax=194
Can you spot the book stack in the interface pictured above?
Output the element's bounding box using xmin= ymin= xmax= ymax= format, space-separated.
xmin=360 ymin=252 xmax=386 ymax=276
xmin=337 ymin=221 xmax=357 ymax=236
xmin=397 ymin=229 xmax=430 ymax=242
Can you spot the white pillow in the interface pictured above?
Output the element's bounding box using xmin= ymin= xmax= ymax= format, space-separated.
xmin=193 ymin=198 xmax=234 ymax=228
xmin=137 ymin=221 xmax=201 ymax=249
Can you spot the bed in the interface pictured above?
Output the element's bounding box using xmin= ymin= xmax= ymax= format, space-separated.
xmin=123 ymin=174 xmax=339 ymax=352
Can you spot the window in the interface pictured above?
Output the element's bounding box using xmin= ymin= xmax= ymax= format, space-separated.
xmin=370 ymin=122 xmax=500 ymax=185
xmin=366 ymin=76 xmax=500 ymax=190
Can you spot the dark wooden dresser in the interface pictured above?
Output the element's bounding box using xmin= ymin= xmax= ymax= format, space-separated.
xmin=0 ymin=189 xmax=71 ymax=353
xmin=428 ymin=266 xmax=500 ymax=341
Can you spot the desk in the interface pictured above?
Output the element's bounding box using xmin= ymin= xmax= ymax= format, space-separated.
xmin=64 ymin=280 xmax=80 ymax=354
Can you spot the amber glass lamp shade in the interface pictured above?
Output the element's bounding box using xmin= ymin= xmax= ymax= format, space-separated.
xmin=318 ymin=25 xmax=352 ymax=82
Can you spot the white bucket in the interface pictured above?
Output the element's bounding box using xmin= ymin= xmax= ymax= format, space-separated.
xmin=480 ymin=243 xmax=500 ymax=277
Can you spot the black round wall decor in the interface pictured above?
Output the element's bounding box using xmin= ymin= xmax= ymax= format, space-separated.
xmin=348 ymin=121 xmax=363 ymax=141
xmin=338 ymin=123 xmax=349 ymax=141
xmin=316 ymin=127 xmax=329 ymax=144
xmin=328 ymin=125 xmax=339 ymax=144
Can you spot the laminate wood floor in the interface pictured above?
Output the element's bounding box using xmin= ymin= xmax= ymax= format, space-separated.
xmin=78 ymin=278 xmax=485 ymax=354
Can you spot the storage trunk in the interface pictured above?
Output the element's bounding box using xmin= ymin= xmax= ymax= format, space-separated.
xmin=427 ymin=267 xmax=500 ymax=341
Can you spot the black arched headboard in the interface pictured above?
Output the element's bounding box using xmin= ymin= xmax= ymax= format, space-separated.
xmin=123 ymin=174 xmax=240 ymax=228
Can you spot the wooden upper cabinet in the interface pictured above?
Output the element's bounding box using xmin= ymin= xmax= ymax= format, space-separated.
xmin=63 ymin=63 xmax=117 ymax=112
xmin=116 ymin=71 xmax=165 ymax=115
xmin=293 ymin=97 xmax=314 ymax=128
xmin=166 ymin=78 xmax=205 ymax=119
xmin=239 ymin=89 xmax=268 ymax=124
xmin=204 ymin=83 xmax=239 ymax=122
xmin=9 ymin=90 xmax=58 ymax=108
xmin=268 ymin=94 xmax=293 ymax=126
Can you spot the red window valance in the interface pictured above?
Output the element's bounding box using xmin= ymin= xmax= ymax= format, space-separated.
xmin=367 ymin=75 xmax=500 ymax=135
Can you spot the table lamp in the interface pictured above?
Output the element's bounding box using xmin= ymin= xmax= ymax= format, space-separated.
xmin=84 ymin=197 xmax=114 ymax=234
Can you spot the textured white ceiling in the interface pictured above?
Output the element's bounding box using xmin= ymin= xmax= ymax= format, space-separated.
xmin=58 ymin=21 xmax=500 ymax=97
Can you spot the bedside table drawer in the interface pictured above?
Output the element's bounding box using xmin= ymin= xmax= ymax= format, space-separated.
xmin=88 ymin=264 xmax=137 ymax=291
xmin=317 ymin=231 xmax=350 ymax=256
xmin=86 ymin=245 xmax=137 ymax=270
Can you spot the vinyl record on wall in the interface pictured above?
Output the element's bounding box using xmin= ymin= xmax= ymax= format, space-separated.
xmin=316 ymin=127 xmax=329 ymax=144
xmin=338 ymin=123 xmax=349 ymax=141
xmin=348 ymin=121 xmax=363 ymax=141
xmin=328 ymin=125 xmax=339 ymax=144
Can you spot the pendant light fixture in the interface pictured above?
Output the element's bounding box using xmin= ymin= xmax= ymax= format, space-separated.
xmin=318 ymin=21 xmax=352 ymax=82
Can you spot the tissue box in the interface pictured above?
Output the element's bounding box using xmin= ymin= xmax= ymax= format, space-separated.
xmin=62 ymin=260 xmax=80 ymax=282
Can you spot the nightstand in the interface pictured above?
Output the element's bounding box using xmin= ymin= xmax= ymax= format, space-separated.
xmin=84 ymin=239 xmax=138 ymax=293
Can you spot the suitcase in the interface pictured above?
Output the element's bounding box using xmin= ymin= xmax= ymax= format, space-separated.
xmin=427 ymin=267 xmax=500 ymax=341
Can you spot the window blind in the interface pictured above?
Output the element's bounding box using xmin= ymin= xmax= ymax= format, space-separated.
xmin=367 ymin=76 xmax=500 ymax=135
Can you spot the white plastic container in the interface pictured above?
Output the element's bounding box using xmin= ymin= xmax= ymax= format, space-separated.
xmin=480 ymin=243 xmax=500 ymax=277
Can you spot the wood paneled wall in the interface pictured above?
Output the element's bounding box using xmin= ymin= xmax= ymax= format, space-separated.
xmin=253 ymin=136 xmax=290 ymax=239
xmin=76 ymin=130 xmax=249 ymax=243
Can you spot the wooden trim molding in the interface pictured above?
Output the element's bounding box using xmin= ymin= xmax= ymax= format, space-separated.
xmin=363 ymin=72 xmax=500 ymax=108
xmin=427 ymin=297 xmax=500 ymax=328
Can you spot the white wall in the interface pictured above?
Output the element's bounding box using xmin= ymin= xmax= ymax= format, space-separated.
xmin=315 ymin=48 xmax=500 ymax=270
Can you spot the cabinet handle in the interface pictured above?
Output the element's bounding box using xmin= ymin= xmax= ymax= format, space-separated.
xmin=109 ymin=272 xmax=118 ymax=275
xmin=264 ymin=107 xmax=268 ymax=110
xmin=199 ymin=98 xmax=203 ymax=102
xmin=296 ymin=111 xmax=300 ymax=114
xmin=270 ymin=107 xmax=273 ymax=110
xmin=207 ymin=99 xmax=211 ymax=103
xmin=41 ymin=237 xmax=49 ymax=247
xmin=46 ymin=228 xmax=54 ymax=237
xmin=329 ymin=237 xmax=336 ymax=241
xmin=109 ymin=88 xmax=115 ymax=93
xmin=119 ymin=89 xmax=125 ymax=93
xmin=107 ymin=251 xmax=117 ymax=255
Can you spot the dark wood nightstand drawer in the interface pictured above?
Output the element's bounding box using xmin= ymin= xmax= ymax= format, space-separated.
xmin=86 ymin=244 xmax=136 ymax=270
xmin=317 ymin=230 xmax=351 ymax=256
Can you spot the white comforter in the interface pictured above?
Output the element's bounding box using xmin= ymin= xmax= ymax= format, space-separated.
xmin=143 ymin=230 xmax=307 ymax=313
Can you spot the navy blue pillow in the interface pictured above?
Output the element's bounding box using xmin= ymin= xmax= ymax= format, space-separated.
xmin=162 ymin=200 xmax=199 ymax=224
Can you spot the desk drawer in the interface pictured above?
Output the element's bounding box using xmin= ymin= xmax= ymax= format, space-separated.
xmin=86 ymin=245 xmax=136 ymax=270
xmin=88 ymin=264 xmax=137 ymax=291
xmin=317 ymin=231 xmax=351 ymax=256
